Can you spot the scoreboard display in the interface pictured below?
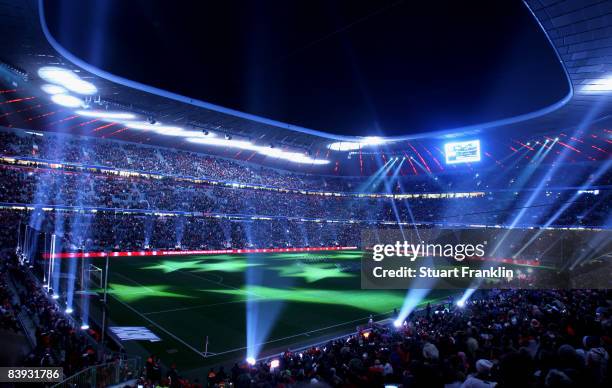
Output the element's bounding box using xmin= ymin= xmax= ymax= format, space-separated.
xmin=444 ymin=139 xmax=481 ymax=164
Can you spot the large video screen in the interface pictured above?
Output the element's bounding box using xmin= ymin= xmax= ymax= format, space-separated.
xmin=444 ymin=139 xmax=481 ymax=164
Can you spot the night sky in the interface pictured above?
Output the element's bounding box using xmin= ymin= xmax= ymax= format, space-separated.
xmin=43 ymin=0 xmax=569 ymax=137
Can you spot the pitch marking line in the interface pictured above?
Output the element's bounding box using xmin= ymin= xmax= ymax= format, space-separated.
xmin=211 ymin=295 xmax=450 ymax=356
xmin=108 ymin=274 xmax=208 ymax=359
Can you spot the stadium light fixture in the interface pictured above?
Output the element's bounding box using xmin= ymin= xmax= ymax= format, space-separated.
xmin=362 ymin=136 xmax=386 ymax=145
xmin=393 ymin=319 xmax=402 ymax=328
xmin=51 ymin=94 xmax=84 ymax=108
xmin=41 ymin=83 xmax=68 ymax=95
xmin=177 ymin=130 xmax=217 ymax=138
xmin=328 ymin=136 xmax=389 ymax=152
xmin=580 ymin=74 xmax=612 ymax=93
xmin=154 ymin=127 xmax=189 ymax=136
xmin=75 ymin=110 xmax=137 ymax=120
xmin=124 ymin=121 xmax=164 ymax=130
xmin=187 ymin=137 xmax=329 ymax=164
xmin=38 ymin=66 xmax=97 ymax=95
xmin=327 ymin=141 xmax=361 ymax=151
xmin=456 ymin=288 xmax=477 ymax=308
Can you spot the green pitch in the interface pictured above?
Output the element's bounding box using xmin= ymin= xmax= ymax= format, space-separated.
xmin=81 ymin=251 xmax=445 ymax=370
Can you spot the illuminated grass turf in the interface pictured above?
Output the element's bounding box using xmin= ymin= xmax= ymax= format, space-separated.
xmin=207 ymin=285 xmax=406 ymax=313
xmin=194 ymin=261 xmax=262 ymax=272
xmin=143 ymin=259 xmax=262 ymax=273
xmin=272 ymin=264 xmax=355 ymax=282
xmin=105 ymin=282 xmax=195 ymax=302
xmin=97 ymin=251 xmax=431 ymax=368
xmin=143 ymin=259 xmax=207 ymax=273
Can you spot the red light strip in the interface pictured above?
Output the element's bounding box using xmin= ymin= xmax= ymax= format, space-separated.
xmin=43 ymin=246 xmax=358 ymax=259
xmin=0 ymin=96 xmax=35 ymax=105
xmin=408 ymin=143 xmax=431 ymax=173
xmin=104 ymin=126 xmax=130 ymax=138
xmin=25 ymin=111 xmax=56 ymax=122
xmin=591 ymin=145 xmax=610 ymax=155
xmin=359 ymin=145 xmax=363 ymax=176
xmin=512 ymin=140 xmax=534 ymax=151
xmin=556 ymin=140 xmax=582 ymax=153
xmin=421 ymin=145 xmax=443 ymax=170
xmin=91 ymin=122 xmax=118 ymax=133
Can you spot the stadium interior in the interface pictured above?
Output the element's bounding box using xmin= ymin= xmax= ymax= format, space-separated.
xmin=0 ymin=0 xmax=610 ymax=387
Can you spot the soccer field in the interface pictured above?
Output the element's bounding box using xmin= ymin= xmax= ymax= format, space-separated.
xmin=80 ymin=250 xmax=445 ymax=370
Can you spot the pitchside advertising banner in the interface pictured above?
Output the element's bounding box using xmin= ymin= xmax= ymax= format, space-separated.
xmin=360 ymin=227 xmax=611 ymax=289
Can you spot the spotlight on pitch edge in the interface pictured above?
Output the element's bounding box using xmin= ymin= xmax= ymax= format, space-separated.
xmin=80 ymin=324 xmax=90 ymax=331
xmin=65 ymin=307 xmax=74 ymax=314
xmin=456 ymin=288 xmax=477 ymax=308
xmin=246 ymin=357 xmax=256 ymax=366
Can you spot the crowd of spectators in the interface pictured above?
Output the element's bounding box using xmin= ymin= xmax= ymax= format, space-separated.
xmin=0 ymin=129 xmax=361 ymax=192
xmin=148 ymin=288 xmax=610 ymax=388
xmin=1 ymin=128 xmax=609 ymax=195
xmin=0 ymin=163 xmax=608 ymax=252
xmin=0 ymin=128 xmax=609 ymax=250
xmin=1 ymin=251 xmax=106 ymax=376
xmin=0 ymin=261 xmax=19 ymax=333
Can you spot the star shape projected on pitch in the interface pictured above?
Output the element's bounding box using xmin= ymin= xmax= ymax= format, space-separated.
xmin=142 ymin=260 xmax=205 ymax=273
xmin=106 ymin=283 xmax=194 ymax=302
xmin=273 ymin=264 xmax=355 ymax=282
xmin=208 ymin=286 xmax=406 ymax=313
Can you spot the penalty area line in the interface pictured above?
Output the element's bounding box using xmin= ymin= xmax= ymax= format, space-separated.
xmin=108 ymin=293 xmax=207 ymax=359
xmin=107 ymin=272 xmax=207 ymax=358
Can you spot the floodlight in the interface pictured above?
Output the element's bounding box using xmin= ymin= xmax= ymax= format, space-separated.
xmin=65 ymin=307 xmax=74 ymax=314
xmin=75 ymin=110 xmax=136 ymax=120
xmin=456 ymin=300 xmax=465 ymax=307
xmin=51 ymin=94 xmax=84 ymax=108
xmin=246 ymin=357 xmax=256 ymax=366
xmin=327 ymin=142 xmax=361 ymax=151
xmin=41 ymin=84 xmax=68 ymax=95
xmin=580 ymin=74 xmax=612 ymax=93
xmin=187 ymin=137 xmax=329 ymax=164
xmin=80 ymin=324 xmax=90 ymax=330
xmin=38 ymin=66 xmax=97 ymax=95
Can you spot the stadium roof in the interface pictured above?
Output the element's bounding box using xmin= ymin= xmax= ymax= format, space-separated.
xmin=0 ymin=0 xmax=611 ymax=174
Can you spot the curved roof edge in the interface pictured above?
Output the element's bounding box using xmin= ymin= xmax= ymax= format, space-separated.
xmin=38 ymin=0 xmax=573 ymax=143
